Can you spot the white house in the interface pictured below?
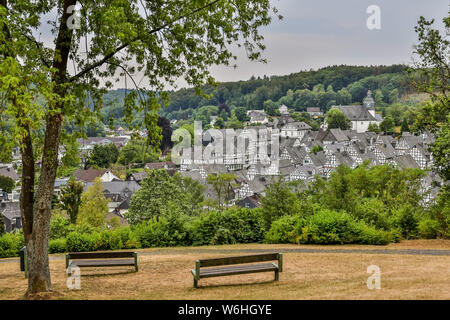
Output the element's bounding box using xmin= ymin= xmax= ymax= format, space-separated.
xmin=329 ymin=90 xmax=380 ymax=133
xmin=280 ymin=122 xmax=312 ymax=139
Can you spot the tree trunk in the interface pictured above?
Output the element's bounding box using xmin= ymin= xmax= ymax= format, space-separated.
xmin=24 ymin=0 xmax=76 ymax=295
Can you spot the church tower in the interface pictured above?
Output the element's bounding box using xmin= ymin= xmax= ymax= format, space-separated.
xmin=363 ymin=90 xmax=375 ymax=117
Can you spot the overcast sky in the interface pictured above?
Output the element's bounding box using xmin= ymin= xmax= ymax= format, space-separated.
xmin=36 ymin=0 xmax=449 ymax=89
xmin=209 ymin=0 xmax=449 ymax=83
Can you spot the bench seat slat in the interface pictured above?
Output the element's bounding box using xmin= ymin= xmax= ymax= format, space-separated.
xmin=197 ymin=263 xmax=278 ymax=278
xmin=199 ymin=253 xmax=279 ymax=267
xmin=70 ymin=259 xmax=135 ymax=267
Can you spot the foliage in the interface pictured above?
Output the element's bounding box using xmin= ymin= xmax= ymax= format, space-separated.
xmin=117 ymin=138 xmax=159 ymax=166
xmin=0 ymin=175 xmax=15 ymax=193
xmin=418 ymin=219 xmax=441 ymax=239
xmin=134 ymin=213 xmax=190 ymax=248
xmin=77 ymin=178 xmax=109 ymax=228
xmin=367 ymin=122 xmax=380 ymax=134
xmin=325 ymin=108 xmax=352 ymax=130
xmin=66 ymin=232 xmax=96 ymax=253
xmin=310 ymin=145 xmax=324 ymax=153
xmin=0 ymin=232 xmax=25 ymax=258
xmin=48 ymin=238 xmax=68 ymax=254
xmin=380 ymin=115 xmax=395 ymax=134
xmin=58 ymin=177 xmax=84 ymax=224
xmin=410 ymin=12 xmax=450 ymax=181
xmin=261 ymin=179 xmax=300 ymax=229
xmin=127 ymin=170 xmax=205 ymax=224
xmin=87 ymin=143 xmax=119 ymax=169
xmin=206 ymin=173 xmax=238 ymax=208
xmin=389 ymin=205 xmax=420 ymax=239
xmin=266 ymin=210 xmax=393 ymax=245
xmin=190 ymin=208 xmax=265 ymax=246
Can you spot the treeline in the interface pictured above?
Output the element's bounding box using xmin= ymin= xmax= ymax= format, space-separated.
xmin=98 ymin=65 xmax=412 ymax=127
xmin=163 ymin=64 xmax=411 ymax=118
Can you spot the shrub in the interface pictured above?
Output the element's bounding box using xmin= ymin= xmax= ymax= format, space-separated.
xmin=49 ymin=238 xmax=68 ymax=253
xmin=134 ymin=215 xmax=189 ymax=248
xmin=93 ymin=231 xmax=123 ymax=251
xmin=265 ymin=215 xmax=300 ymax=244
xmin=296 ymin=210 xmax=361 ymax=244
xmin=418 ymin=219 xmax=441 ymax=239
xmin=66 ymin=232 xmax=95 ymax=252
xmin=191 ymin=208 xmax=265 ymax=246
xmin=353 ymin=198 xmax=390 ymax=230
xmin=114 ymin=227 xmax=140 ymax=249
xmin=265 ymin=209 xmax=394 ymax=245
xmin=50 ymin=216 xmax=72 ymax=240
xmin=390 ymin=205 xmax=419 ymax=239
xmin=0 ymin=232 xmax=24 ymax=258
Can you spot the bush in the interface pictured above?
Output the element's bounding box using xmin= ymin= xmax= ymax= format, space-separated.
xmin=265 ymin=215 xmax=300 ymax=244
xmin=418 ymin=219 xmax=441 ymax=239
xmin=50 ymin=216 xmax=72 ymax=240
xmin=49 ymin=238 xmax=68 ymax=253
xmin=390 ymin=205 xmax=419 ymax=239
xmin=354 ymin=198 xmax=390 ymax=230
xmin=0 ymin=232 xmax=24 ymax=258
xmin=66 ymin=232 xmax=95 ymax=252
xmin=265 ymin=209 xmax=393 ymax=245
xmin=191 ymin=208 xmax=265 ymax=246
xmin=113 ymin=227 xmax=140 ymax=249
xmin=297 ymin=210 xmax=362 ymax=244
xmin=134 ymin=215 xmax=190 ymax=248
xmin=93 ymin=231 xmax=123 ymax=251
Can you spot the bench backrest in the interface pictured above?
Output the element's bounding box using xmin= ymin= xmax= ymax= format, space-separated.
xmin=67 ymin=251 xmax=136 ymax=260
xmin=198 ymin=253 xmax=280 ymax=267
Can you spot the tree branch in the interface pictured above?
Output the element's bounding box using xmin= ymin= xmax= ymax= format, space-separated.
xmin=69 ymin=0 xmax=221 ymax=82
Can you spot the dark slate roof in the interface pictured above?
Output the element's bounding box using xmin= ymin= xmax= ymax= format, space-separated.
xmin=74 ymin=168 xmax=105 ymax=182
xmin=335 ymin=152 xmax=355 ymax=167
xmin=84 ymin=181 xmax=141 ymax=194
xmin=329 ymin=129 xmax=350 ymax=142
xmin=333 ymin=105 xmax=377 ymax=121
xmin=281 ymin=121 xmax=312 ymax=131
xmin=236 ymin=195 xmax=261 ymax=209
xmin=0 ymin=167 xmax=20 ymax=181
xmin=129 ymin=170 xmax=149 ymax=182
xmin=376 ymin=142 xmax=396 ymax=159
xmin=0 ymin=201 xmax=21 ymax=220
xmin=144 ymin=161 xmax=176 ymax=170
xmin=309 ymin=151 xmax=328 ymax=167
xmin=394 ymin=154 xmax=420 ymax=169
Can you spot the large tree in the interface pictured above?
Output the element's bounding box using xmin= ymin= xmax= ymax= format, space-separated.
xmin=0 ymin=0 xmax=279 ymax=295
xmin=410 ymin=12 xmax=450 ymax=181
xmin=325 ymin=108 xmax=352 ymax=130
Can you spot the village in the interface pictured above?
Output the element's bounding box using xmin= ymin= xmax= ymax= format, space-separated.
xmin=0 ymin=91 xmax=441 ymax=233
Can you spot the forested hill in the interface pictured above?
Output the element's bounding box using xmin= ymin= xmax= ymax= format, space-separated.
xmin=101 ymin=64 xmax=413 ymax=125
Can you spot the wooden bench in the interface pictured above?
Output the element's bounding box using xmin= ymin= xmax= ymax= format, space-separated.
xmin=191 ymin=253 xmax=283 ymax=288
xmin=66 ymin=251 xmax=138 ymax=276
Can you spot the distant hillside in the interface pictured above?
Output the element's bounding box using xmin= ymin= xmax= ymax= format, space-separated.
xmin=101 ymin=64 xmax=415 ymax=127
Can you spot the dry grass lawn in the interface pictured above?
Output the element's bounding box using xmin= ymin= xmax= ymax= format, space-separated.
xmin=0 ymin=240 xmax=449 ymax=300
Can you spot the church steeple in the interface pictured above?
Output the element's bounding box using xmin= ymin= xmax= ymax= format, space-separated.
xmin=363 ymin=90 xmax=375 ymax=117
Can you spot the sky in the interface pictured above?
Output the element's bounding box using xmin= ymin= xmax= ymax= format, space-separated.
xmin=209 ymin=0 xmax=449 ymax=83
xmin=34 ymin=0 xmax=449 ymax=89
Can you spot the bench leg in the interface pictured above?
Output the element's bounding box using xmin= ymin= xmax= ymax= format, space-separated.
xmin=275 ymin=270 xmax=279 ymax=281
xmin=193 ymin=277 xmax=198 ymax=288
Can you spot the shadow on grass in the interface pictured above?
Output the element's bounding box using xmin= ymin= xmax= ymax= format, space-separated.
xmin=195 ymin=279 xmax=277 ymax=290
xmin=78 ymin=269 xmax=137 ymax=278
